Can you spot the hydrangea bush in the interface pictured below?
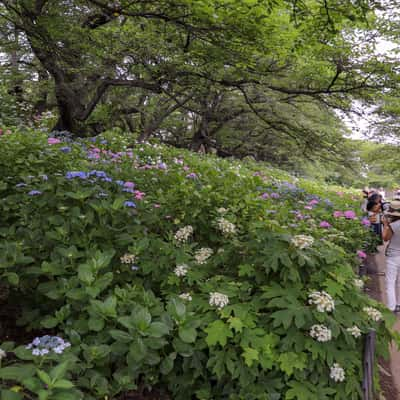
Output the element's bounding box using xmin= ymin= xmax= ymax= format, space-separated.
xmin=0 ymin=129 xmax=394 ymax=400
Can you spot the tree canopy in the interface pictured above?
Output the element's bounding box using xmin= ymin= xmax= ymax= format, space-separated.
xmin=0 ymin=0 xmax=398 ymax=165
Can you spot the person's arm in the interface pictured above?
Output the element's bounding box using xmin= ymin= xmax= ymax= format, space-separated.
xmin=382 ymin=216 xmax=393 ymax=241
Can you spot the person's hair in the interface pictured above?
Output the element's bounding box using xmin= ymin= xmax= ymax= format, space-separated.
xmin=366 ymin=200 xmax=379 ymax=212
xmin=368 ymin=193 xmax=381 ymax=203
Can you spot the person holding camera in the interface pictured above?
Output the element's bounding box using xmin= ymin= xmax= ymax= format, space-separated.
xmin=367 ymin=200 xmax=383 ymax=238
xmin=382 ymin=200 xmax=400 ymax=312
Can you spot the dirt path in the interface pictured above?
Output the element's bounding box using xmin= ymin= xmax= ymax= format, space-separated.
xmin=367 ymin=247 xmax=400 ymax=400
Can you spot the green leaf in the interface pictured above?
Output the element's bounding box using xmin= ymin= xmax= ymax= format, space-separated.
xmin=0 ymin=365 xmax=35 ymax=381
xmin=147 ymin=322 xmax=170 ymax=338
xmin=286 ymin=381 xmax=316 ymax=400
xmin=41 ymin=316 xmax=59 ymax=329
xmin=52 ymin=379 xmax=75 ymax=389
xmin=4 ymin=272 xmax=19 ymax=285
xmin=204 ymin=320 xmax=233 ymax=347
xmin=178 ymin=326 xmax=197 ymax=343
xmin=242 ymin=347 xmax=259 ymax=367
xmin=1 ymin=390 xmax=24 ymax=400
xmin=278 ymin=352 xmax=307 ymax=376
xmin=228 ymin=317 xmax=244 ymax=333
xmin=109 ymin=329 xmax=133 ymax=343
xmin=78 ymin=264 xmax=94 ymax=285
xmin=88 ymin=318 xmax=104 ymax=332
xmin=167 ymin=298 xmax=186 ymax=320
xmin=51 ymin=390 xmax=83 ymax=400
xmin=132 ymin=306 xmax=151 ymax=331
xmin=49 ymin=361 xmax=69 ymax=381
xmin=37 ymin=369 xmax=52 ymax=385
xmin=160 ymin=353 xmax=176 ymax=375
xmin=128 ymin=338 xmax=147 ymax=362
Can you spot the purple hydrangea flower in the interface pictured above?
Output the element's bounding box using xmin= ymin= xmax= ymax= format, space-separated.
xmin=60 ymin=146 xmax=71 ymax=153
xmin=186 ymin=172 xmax=198 ymax=179
xmin=319 ymin=221 xmax=332 ymax=228
xmin=270 ymin=193 xmax=280 ymax=199
xmin=344 ymin=210 xmax=357 ymax=219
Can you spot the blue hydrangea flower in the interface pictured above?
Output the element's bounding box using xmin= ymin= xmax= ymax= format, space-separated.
xmin=115 ymin=180 xmax=125 ymax=186
xmin=28 ymin=190 xmax=42 ymax=196
xmin=60 ymin=146 xmax=71 ymax=153
xmin=124 ymin=201 xmax=136 ymax=208
xmin=16 ymin=183 xmax=27 ymax=187
xmin=66 ymin=171 xmax=88 ymax=179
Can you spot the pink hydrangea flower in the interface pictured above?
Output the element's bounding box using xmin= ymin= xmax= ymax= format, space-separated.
xmin=48 ymin=138 xmax=61 ymax=145
xmin=134 ymin=190 xmax=145 ymax=200
xmin=319 ymin=221 xmax=332 ymax=228
xmin=304 ymin=205 xmax=313 ymax=210
xmin=333 ymin=211 xmax=344 ymax=218
xmin=309 ymin=199 xmax=319 ymax=206
xmin=361 ymin=218 xmax=371 ymax=226
xmin=344 ymin=210 xmax=356 ymax=219
xmin=357 ymin=250 xmax=367 ymax=259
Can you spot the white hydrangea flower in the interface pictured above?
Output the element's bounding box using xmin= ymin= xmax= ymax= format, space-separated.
xmin=330 ymin=363 xmax=345 ymax=382
xmin=353 ymin=279 xmax=364 ymax=289
xmin=363 ymin=306 xmax=382 ymax=322
xmin=0 ymin=348 xmax=6 ymax=360
xmin=120 ymin=253 xmax=136 ymax=264
xmin=291 ymin=235 xmax=314 ymax=249
xmin=174 ymin=225 xmax=194 ymax=244
xmin=216 ymin=217 xmax=236 ymax=236
xmin=346 ymin=326 xmax=362 ymax=338
xmin=209 ymin=292 xmax=229 ymax=309
xmin=217 ymin=207 xmax=228 ymax=214
xmin=194 ymin=247 xmax=213 ymax=264
xmin=309 ymin=324 xmax=332 ymax=342
xmin=179 ymin=292 xmax=192 ymax=301
xmin=174 ymin=264 xmax=189 ymax=277
xmin=308 ymin=291 xmax=335 ymax=313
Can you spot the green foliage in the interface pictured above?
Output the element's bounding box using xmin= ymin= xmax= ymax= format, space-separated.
xmin=0 ymin=129 xmax=394 ymax=399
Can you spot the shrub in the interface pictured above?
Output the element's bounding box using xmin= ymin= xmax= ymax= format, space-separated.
xmin=0 ymin=130 xmax=394 ymax=399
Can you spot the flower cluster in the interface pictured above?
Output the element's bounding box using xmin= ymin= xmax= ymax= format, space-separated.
xmin=26 ymin=335 xmax=71 ymax=356
xmin=209 ymin=292 xmax=229 ymax=309
xmin=120 ymin=254 xmax=136 ymax=264
xmin=216 ymin=217 xmax=236 ymax=236
xmin=319 ymin=221 xmax=331 ymax=228
xmin=353 ymin=278 xmax=364 ymax=289
xmin=291 ymin=235 xmax=314 ymax=249
xmin=194 ymin=247 xmax=213 ymax=264
xmin=330 ymin=363 xmax=345 ymax=382
xmin=346 ymin=326 xmax=362 ymax=338
xmin=308 ymin=291 xmax=335 ymax=313
xmin=363 ymin=306 xmax=382 ymax=322
xmin=357 ymin=250 xmax=367 ymax=259
xmin=174 ymin=225 xmax=194 ymax=244
xmin=179 ymin=292 xmax=192 ymax=301
xmin=174 ymin=264 xmax=189 ymax=277
xmin=309 ymin=324 xmax=332 ymax=342
xmin=0 ymin=348 xmax=6 ymax=360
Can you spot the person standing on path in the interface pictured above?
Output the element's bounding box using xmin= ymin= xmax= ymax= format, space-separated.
xmin=382 ymin=200 xmax=400 ymax=312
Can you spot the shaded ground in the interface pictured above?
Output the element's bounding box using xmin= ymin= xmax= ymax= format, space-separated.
xmin=365 ymin=250 xmax=399 ymax=400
